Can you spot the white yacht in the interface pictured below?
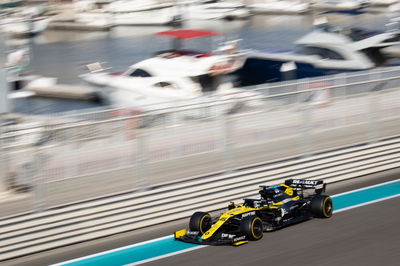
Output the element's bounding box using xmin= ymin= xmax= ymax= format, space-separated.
xmin=81 ymin=29 xmax=260 ymax=113
xmin=74 ymin=0 xmax=180 ymax=27
xmin=74 ymin=8 xmax=180 ymax=27
xmin=0 ymin=9 xmax=51 ymax=37
xmin=312 ymin=0 xmax=369 ymax=12
xmin=247 ymin=0 xmax=311 ymax=15
xmin=106 ymin=0 xmax=173 ymax=12
xmin=368 ymin=0 xmax=398 ymax=6
xmin=74 ymin=0 xmax=172 ymax=12
xmin=179 ymin=1 xmax=251 ymax=20
xmin=236 ymin=20 xmax=400 ymax=85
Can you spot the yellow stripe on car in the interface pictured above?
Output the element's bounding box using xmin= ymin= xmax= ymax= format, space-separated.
xmin=233 ymin=241 xmax=249 ymax=246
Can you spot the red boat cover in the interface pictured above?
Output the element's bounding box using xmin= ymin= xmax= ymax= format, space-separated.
xmin=155 ymin=29 xmax=222 ymax=40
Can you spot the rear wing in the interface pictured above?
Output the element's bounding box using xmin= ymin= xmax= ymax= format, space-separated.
xmin=284 ymin=179 xmax=326 ymax=194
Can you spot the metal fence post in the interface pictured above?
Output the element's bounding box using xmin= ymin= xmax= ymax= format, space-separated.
xmin=300 ymin=103 xmax=313 ymax=156
xmin=367 ymin=90 xmax=380 ymax=143
xmin=336 ymin=73 xmax=348 ymax=98
xmin=33 ymin=146 xmax=46 ymax=212
xmin=222 ymin=104 xmax=235 ymax=173
xmin=72 ymin=125 xmax=80 ymax=178
xmin=136 ymin=126 xmax=148 ymax=190
xmin=0 ymin=146 xmax=9 ymax=192
xmin=170 ymin=109 xmax=182 ymax=158
xmin=366 ymin=71 xmax=384 ymax=143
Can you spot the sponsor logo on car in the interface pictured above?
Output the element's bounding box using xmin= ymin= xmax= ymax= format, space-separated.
xmin=233 ymin=236 xmax=246 ymax=242
xmin=292 ymin=180 xmax=319 ymax=185
xmin=221 ymin=233 xmax=235 ymax=239
xmin=242 ymin=211 xmax=256 ymax=217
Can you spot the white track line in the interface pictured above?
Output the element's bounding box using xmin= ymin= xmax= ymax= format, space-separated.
xmin=124 ymin=246 xmax=206 ymax=266
xmin=52 ymin=236 xmax=173 ymax=266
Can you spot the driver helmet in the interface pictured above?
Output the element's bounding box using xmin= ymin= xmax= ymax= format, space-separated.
xmin=260 ymin=187 xmax=284 ymax=201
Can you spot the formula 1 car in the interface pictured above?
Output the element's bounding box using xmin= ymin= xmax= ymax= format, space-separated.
xmin=174 ymin=179 xmax=333 ymax=246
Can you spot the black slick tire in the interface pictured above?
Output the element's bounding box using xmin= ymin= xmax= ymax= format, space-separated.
xmin=311 ymin=195 xmax=333 ymax=218
xmin=240 ymin=216 xmax=263 ymax=241
xmin=189 ymin=212 xmax=212 ymax=234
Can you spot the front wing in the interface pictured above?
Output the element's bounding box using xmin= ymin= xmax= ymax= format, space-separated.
xmin=174 ymin=229 xmax=249 ymax=246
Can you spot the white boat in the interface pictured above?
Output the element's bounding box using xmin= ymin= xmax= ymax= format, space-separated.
xmin=81 ymin=29 xmax=260 ymax=114
xmin=236 ymin=18 xmax=400 ymax=85
xmin=75 ymin=7 xmax=180 ymax=26
xmin=74 ymin=0 xmax=172 ymax=12
xmin=388 ymin=2 xmax=400 ymax=12
xmin=74 ymin=0 xmax=181 ymax=27
xmin=248 ymin=1 xmax=311 ymax=15
xmin=0 ymin=15 xmax=51 ymax=37
xmin=312 ymin=0 xmax=369 ymax=11
xmin=74 ymin=0 xmax=97 ymax=12
xmin=368 ymin=0 xmax=398 ymax=6
xmin=106 ymin=0 xmax=173 ymax=13
xmin=179 ymin=1 xmax=251 ymax=20
xmin=113 ymin=9 xmax=181 ymax=26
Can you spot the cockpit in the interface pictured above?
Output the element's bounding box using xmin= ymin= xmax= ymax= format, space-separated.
xmin=259 ymin=186 xmax=292 ymax=203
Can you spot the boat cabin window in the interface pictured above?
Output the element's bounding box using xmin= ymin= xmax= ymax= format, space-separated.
xmin=297 ymin=46 xmax=345 ymax=60
xmin=346 ymin=28 xmax=383 ymax=42
xmin=362 ymin=47 xmax=387 ymax=66
xmin=192 ymin=74 xmax=223 ymax=93
xmin=153 ymin=82 xmax=179 ymax=89
xmin=129 ymin=68 xmax=152 ymax=77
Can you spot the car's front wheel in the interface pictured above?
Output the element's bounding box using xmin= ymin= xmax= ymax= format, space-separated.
xmin=240 ymin=216 xmax=263 ymax=241
xmin=189 ymin=212 xmax=212 ymax=234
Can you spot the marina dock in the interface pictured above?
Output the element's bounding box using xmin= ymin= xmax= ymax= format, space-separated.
xmin=47 ymin=22 xmax=113 ymax=31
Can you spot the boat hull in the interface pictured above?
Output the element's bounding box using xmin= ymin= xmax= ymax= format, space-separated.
xmin=235 ymin=57 xmax=364 ymax=86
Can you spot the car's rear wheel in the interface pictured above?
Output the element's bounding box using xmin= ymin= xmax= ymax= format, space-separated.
xmin=311 ymin=195 xmax=333 ymax=218
xmin=189 ymin=212 xmax=212 ymax=234
xmin=240 ymin=216 xmax=263 ymax=241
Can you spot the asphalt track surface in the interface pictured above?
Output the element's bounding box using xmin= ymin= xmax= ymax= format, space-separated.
xmin=6 ymin=168 xmax=400 ymax=266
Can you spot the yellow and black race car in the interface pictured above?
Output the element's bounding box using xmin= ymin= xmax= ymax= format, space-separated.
xmin=174 ymin=179 xmax=333 ymax=246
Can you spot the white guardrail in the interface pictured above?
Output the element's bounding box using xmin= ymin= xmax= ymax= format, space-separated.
xmin=0 ymin=135 xmax=399 ymax=261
